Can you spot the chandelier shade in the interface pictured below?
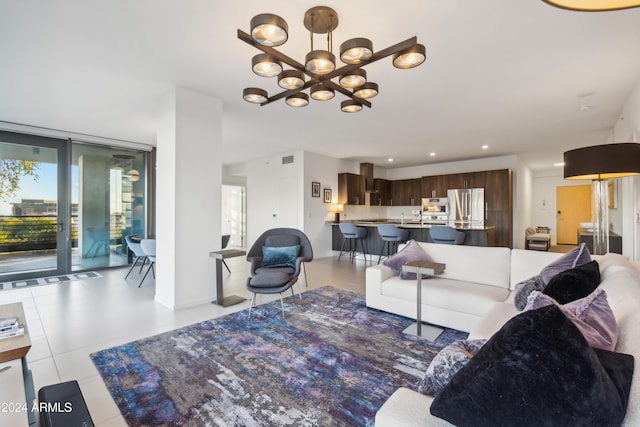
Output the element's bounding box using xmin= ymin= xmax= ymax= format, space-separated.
xmin=278 ymin=70 xmax=305 ymax=90
xmin=310 ymin=84 xmax=335 ymax=101
xmin=305 ymin=50 xmax=336 ymax=75
xmin=250 ymin=13 xmax=289 ymax=46
xmin=286 ymin=92 xmax=309 ymax=107
xmin=252 ymin=53 xmax=282 ymax=77
xmin=243 ymin=87 xmax=268 ymax=104
xmin=339 ymin=68 xmax=367 ymax=89
xmin=340 ymin=38 xmax=374 ymax=64
xmin=341 ymin=100 xmax=363 ymax=113
xmin=239 ymin=6 xmax=426 ymax=112
xmin=353 ymin=82 xmax=379 ymax=99
xmin=392 ymin=44 xmax=426 ymax=69
xmin=541 ymin=0 xmax=640 ymax=10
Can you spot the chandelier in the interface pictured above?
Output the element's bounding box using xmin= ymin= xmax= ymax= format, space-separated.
xmin=542 ymin=0 xmax=640 ymax=10
xmin=239 ymin=6 xmax=426 ymax=113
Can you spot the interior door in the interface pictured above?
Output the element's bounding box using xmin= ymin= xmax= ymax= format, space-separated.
xmin=0 ymin=131 xmax=70 ymax=282
xmin=556 ymin=185 xmax=591 ymax=245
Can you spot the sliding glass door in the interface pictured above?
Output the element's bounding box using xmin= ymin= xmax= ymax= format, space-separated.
xmin=0 ymin=132 xmax=70 ymax=282
xmin=70 ymin=143 xmax=147 ymax=271
xmin=0 ymin=130 xmax=149 ymax=283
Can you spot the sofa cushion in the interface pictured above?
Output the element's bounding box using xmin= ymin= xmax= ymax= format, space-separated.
xmin=542 ymin=260 xmax=600 ymax=304
xmin=419 ymin=339 xmax=487 ymax=396
xmin=416 ymin=242 xmax=512 ymax=289
xmin=430 ymin=305 xmax=634 ymax=427
xmin=509 ymin=249 xmax=563 ymax=289
xmin=540 ymin=242 xmax=591 ymax=285
xmin=513 ymin=274 xmax=545 ymax=310
xmin=383 ymin=239 xmax=433 ymax=280
xmin=525 ymin=288 xmax=617 ymax=351
xmin=381 ymin=276 xmax=510 ymax=317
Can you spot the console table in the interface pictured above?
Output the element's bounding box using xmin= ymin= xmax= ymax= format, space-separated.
xmin=0 ymin=302 xmax=36 ymax=425
xmin=401 ymin=260 xmax=446 ymax=341
xmin=209 ymin=249 xmax=246 ymax=307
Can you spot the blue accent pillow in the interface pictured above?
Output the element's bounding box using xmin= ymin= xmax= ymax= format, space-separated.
xmin=262 ymin=245 xmax=300 ymax=269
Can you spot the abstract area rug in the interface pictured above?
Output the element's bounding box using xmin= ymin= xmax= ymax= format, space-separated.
xmin=91 ymin=286 xmax=467 ymax=426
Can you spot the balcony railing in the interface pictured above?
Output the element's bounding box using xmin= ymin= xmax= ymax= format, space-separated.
xmin=0 ymin=215 xmax=126 ymax=253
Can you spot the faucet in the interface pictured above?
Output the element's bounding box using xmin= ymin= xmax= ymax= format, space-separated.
xmin=401 ymin=212 xmax=404 ymax=225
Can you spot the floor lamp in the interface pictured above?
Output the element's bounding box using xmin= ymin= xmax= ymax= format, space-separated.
xmin=564 ymin=143 xmax=640 ymax=255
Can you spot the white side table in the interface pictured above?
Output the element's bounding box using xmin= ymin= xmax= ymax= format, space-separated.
xmin=401 ymin=260 xmax=446 ymax=340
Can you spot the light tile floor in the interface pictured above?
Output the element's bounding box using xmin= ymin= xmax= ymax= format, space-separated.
xmin=0 ymin=253 xmax=373 ymax=426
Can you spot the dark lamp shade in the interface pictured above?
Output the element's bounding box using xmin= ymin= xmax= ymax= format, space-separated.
xmin=541 ymin=0 xmax=640 ymax=10
xmin=564 ymin=143 xmax=640 ymax=180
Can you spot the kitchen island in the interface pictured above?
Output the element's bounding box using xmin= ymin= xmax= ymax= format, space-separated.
xmin=331 ymin=221 xmax=497 ymax=256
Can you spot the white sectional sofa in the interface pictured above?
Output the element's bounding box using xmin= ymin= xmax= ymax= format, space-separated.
xmin=367 ymin=241 xmax=640 ymax=426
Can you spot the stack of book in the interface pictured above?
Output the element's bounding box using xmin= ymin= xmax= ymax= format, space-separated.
xmin=0 ymin=316 xmax=24 ymax=340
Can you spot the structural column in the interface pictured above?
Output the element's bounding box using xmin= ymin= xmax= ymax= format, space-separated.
xmin=155 ymin=87 xmax=222 ymax=309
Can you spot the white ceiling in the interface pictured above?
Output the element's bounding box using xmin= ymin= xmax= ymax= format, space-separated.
xmin=1 ymin=1 xmax=640 ymax=172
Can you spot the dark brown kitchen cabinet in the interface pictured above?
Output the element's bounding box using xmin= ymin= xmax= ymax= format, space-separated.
xmin=338 ymin=173 xmax=365 ymax=205
xmin=421 ymin=175 xmax=448 ymax=198
xmin=371 ymin=178 xmax=391 ymax=206
xmin=443 ymin=171 xmax=485 ymax=190
xmin=483 ymin=169 xmax=512 ymax=248
xmin=390 ymin=178 xmax=422 ymax=206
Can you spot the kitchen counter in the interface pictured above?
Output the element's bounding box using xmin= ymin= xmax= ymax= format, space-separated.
xmin=349 ymin=220 xmax=493 ymax=231
xmin=331 ymin=220 xmax=497 ymax=252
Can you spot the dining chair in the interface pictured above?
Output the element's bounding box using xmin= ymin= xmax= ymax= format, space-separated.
xmin=139 ymin=239 xmax=156 ymax=287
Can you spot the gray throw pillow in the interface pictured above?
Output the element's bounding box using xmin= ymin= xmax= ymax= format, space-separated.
xmin=419 ymin=339 xmax=487 ymax=396
xmin=513 ymin=274 xmax=545 ymax=311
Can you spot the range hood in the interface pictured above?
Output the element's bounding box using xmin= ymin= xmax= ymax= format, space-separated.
xmin=360 ymin=162 xmax=376 ymax=192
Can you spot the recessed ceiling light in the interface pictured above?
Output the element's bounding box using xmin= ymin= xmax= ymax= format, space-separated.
xmin=481 ymin=145 xmax=489 ymax=150
xmin=430 ymin=152 xmax=436 ymax=157
xmin=579 ymin=105 xmax=592 ymax=111
xmin=554 ymin=162 xmax=565 ymax=167
xmin=388 ymin=158 xmax=394 ymax=162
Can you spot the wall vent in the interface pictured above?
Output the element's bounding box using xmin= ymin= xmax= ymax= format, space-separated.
xmin=282 ymin=155 xmax=294 ymax=165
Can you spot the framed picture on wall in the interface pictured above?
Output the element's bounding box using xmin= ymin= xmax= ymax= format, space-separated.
xmin=312 ymin=182 xmax=321 ymax=197
xmin=323 ymin=188 xmax=332 ymax=203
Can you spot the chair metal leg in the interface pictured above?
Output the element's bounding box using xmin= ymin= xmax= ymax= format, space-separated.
xmin=248 ymin=293 xmax=256 ymax=319
xmin=138 ymin=257 xmax=147 ymax=273
xmin=279 ymin=293 xmax=285 ymax=317
xmin=338 ymin=238 xmax=349 ymax=262
xmin=125 ymin=257 xmax=140 ymax=279
xmin=295 ymin=282 xmax=303 ymax=299
xmin=222 ymin=259 xmax=230 ymax=273
xmin=302 ymin=262 xmax=308 ymax=287
xmin=359 ymin=238 xmax=368 ymax=264
xmin=378 ymin=241 xmax=387 ymax=264
xmin=139 ymin=262 xmax=154 ymax=287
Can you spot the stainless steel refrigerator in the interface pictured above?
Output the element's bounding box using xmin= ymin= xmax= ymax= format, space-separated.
xmin=447 ymin=188 xmax=485 ymax=226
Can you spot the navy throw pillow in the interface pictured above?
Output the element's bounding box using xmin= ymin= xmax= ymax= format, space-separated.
xmin=430 ymin=305 xmax=634 ymax=427
xmin=542 ymin=259 xmax=600 ymax=304
xmin=262 ymin=245 xmax=300 ymax=269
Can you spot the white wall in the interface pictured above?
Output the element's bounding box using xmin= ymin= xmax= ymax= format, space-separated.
xmin=245 ymin=151 xmax=304 ymax=248
xmin=614 ymin=78 xmax=640 ymax=259
xmin=303 ymin=151 xmax=343 ymax=257
xmin=155 ymin=87 xmax=222 ymax=310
